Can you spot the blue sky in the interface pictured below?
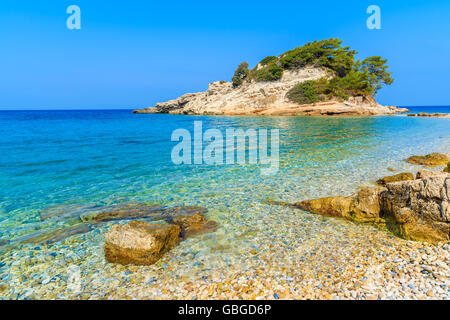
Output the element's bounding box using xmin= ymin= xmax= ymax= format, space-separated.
xmin=1 ymin=0 xmax=449 ymax=109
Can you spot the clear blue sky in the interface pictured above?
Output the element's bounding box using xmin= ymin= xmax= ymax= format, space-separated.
xmin=1 ymin=0 xmax=449 ymax=109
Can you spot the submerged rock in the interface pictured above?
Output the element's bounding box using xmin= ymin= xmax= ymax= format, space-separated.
xmin=376 ymin=173 xmax=414 ymax=186
xmin=104 ymin=221 xmax=181 ymax=265
xmin=22 ymin=223 xmax=93 ymax=245
xmin=0 ymin=239 xmax=8 ymax=246
xmin=81 ymin=204 xmax=167 ymax=223
xmin=168 ymin=211 xmax=218 ymax=239
xmin=39 ymin=204 xmax=99 ymax=221
xmin=380 ymin=172 xmax=450 ymax=242
xmin=405 ymin=153 xmax=449 ymax=167
xmin=14 ymin=204 xmax=210 ymax=248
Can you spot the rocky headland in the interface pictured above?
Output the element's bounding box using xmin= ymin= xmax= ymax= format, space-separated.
xmin=134 ymin=39 xmax=408 ymax=116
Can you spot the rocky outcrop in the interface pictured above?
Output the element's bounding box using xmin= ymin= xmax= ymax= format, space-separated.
xmin=380 ymin=172 xmax=450 ymax=242
xmin=407 ymin=113 xmax=450 ymax=118
xmin=273 ymin=172 xmax=450 ymax=242
xmin=376 ymin=173 xmax=415 ymax=186
xmin=104 ymin=221 xmax=181 ymax=265
xmin=405 ymin=153 xmax=449 ymax=167
xmin=294 ymin=187 xmax=386 ymax=224
xmin=134 ymin=68 xmax=408 ymax=116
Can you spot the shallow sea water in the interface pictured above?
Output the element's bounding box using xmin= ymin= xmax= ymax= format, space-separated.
xmin=0 ymin=110 xmax=449 ymax=299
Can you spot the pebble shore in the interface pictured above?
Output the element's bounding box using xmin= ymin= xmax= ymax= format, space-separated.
xmin=1 ymin=203 xmax=448 ymax=300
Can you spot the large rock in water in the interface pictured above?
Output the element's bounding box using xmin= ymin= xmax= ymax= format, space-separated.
xmin=376 ymin=173 xmax=414 ymax=186
xmin=104 ymin=221 xmax=181 ymax=265
xmin=405 ymin=153 xmax=449 ymax=167
xmin=380 ymin=172 xmax=450 ymax=242
xmin=295 ymin=187 xmax=386 ymax=224
xmin=280 ymin=172 xmax=450 ymax=242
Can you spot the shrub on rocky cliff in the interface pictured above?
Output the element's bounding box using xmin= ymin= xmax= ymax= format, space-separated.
xmin=259 ymin=56 xmax=278 ymax=66
xmin=252 ymin=62 xmax=284 ymax=82
xmin=286 ymin=79 xmax=328 ymax=104
xmin=232 ymin=62 xmax=250 ymax=88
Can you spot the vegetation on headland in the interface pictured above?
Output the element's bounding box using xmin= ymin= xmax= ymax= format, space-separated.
xmin=232 ymin=38 xmax=394 ymax=104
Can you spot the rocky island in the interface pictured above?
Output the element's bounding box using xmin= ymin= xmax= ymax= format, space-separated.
xmin=134 ymin=39 xmax=408 ymax=116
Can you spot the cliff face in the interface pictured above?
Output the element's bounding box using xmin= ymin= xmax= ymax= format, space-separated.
xmin=134 ymin=67 xmax=407 ymax=116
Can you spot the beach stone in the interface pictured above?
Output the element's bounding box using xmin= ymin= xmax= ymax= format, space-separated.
xmin=405 ymin=153 xmax=449 ymax=167
xmin=294 ymin=187 xmax=385 ymax=223
xmin=168 ymin=212 xmax=218 ymax=239
xmin=104 ymin=221 xmax=181 ymax=265
xmin=380 ymin=172 xmax=450 ymax=242
xmin=376 ymin=173 xmax=414 ymax=186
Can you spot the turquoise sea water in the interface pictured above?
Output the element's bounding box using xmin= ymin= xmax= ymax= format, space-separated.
xmin=0 ymin=109 xmax=449 ymax=299
xmin=0 ymin=109 xmax=449 ymax=241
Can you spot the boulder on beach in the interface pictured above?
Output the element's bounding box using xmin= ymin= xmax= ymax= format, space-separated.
xmin=275 ymin=171 xmax=450 ymax=242
xmin=405 ymin=153 xmax=449 ymax=167
xmin=416 ymin=170 xmax=439 ymax=179
xmin=380 ymin=172 xmax=450 ymax=242
xmin=376 ymin=173 xmax=414 ymax=186
xmin=104 ymin=221 xmax=181 ymax=265
xmin=294 ymin=187 xmax=386 ymax=223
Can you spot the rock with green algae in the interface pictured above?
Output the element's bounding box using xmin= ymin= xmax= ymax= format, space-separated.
xmin=405 ymin=153 xmax=449 ymax=167
xmin=376 ymin=173 xmax=414 ymax=186
xmin=104 ymin=221 xmax=181 ymax=266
